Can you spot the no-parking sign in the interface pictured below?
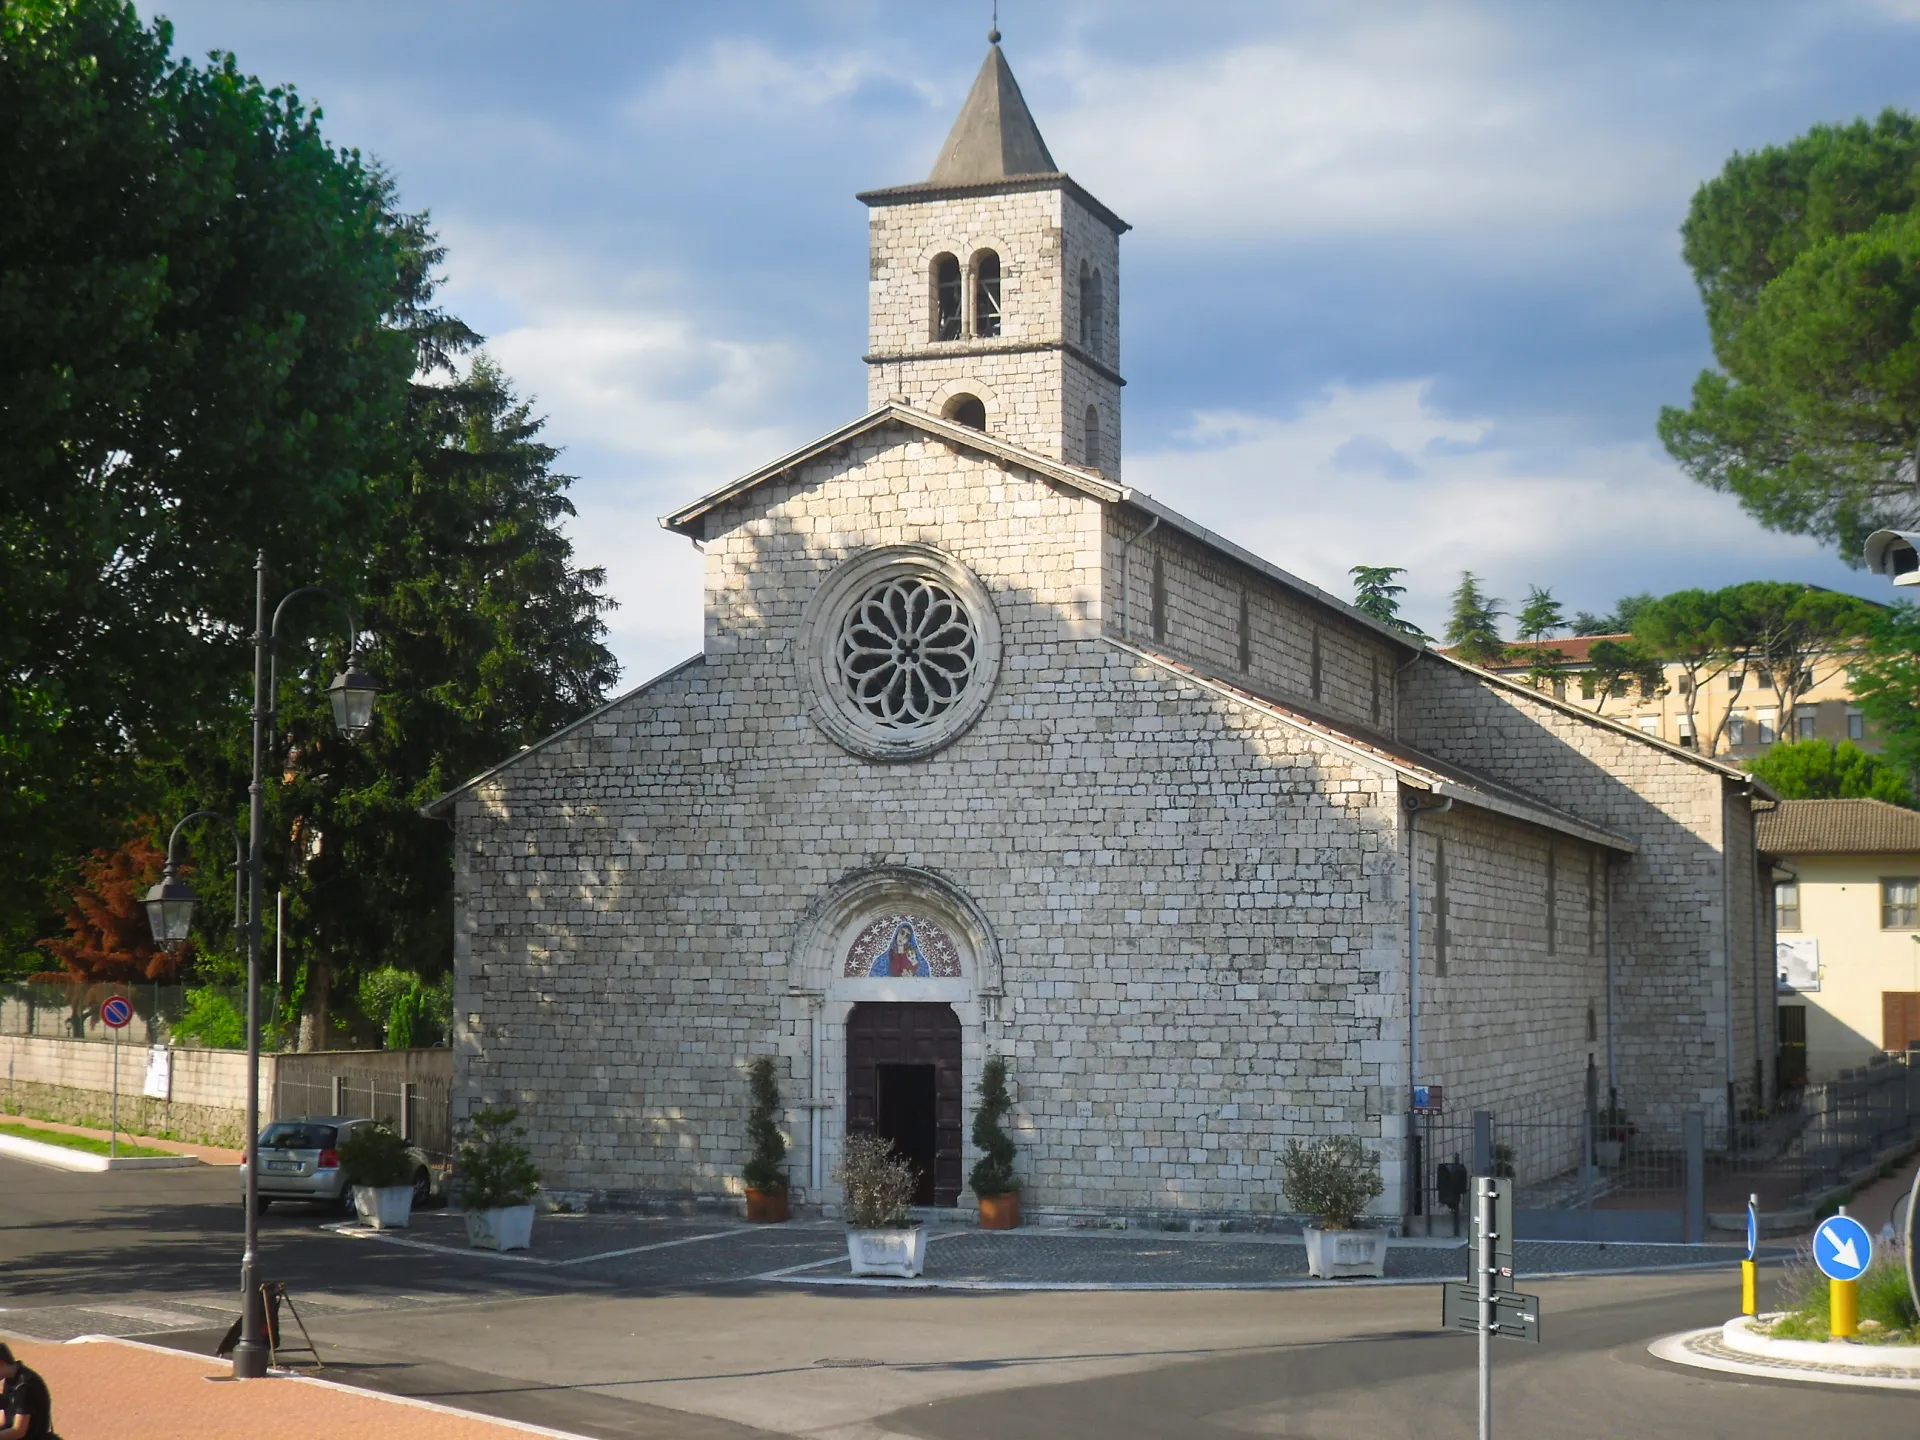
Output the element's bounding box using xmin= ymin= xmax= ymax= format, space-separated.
xmin=101 ymin=995 xmax=133 ymax=1029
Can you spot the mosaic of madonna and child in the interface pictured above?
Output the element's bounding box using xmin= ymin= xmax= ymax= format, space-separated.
xmin=843 ymin=915 xmax=964 ymax=978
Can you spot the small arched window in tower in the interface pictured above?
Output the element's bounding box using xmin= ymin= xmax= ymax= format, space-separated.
xmin=934 ymin=254 xmax=962 ymax=341
xmin=1086 ymin=266 xmax=1106 ymax=362
xmin=973 ymin=250 xmax=1002 ymax=338
xmin=942 ymin=392 xmax=987 ymax=430
xmin=1083 ymin=405 xmax=1101 ymax=472
xmin=1078 ymin=261 xmax=1094 ymax=354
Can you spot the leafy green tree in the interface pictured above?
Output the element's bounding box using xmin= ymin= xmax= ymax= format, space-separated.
xmin=1 ymin=0 xmax=442 ymax=958
xmin=1705 ymin=582 xmax=1874 ymax=753
xmin=1745 ymin=739 xmax=1914 ymax=806
xmin=1444 ymin=572 xmax=1505 ymax=665
xmin=1659 ymin=110 xmax=1920 ymax=553
xmin=1631 ymin=589 xmax=1739 ymax=744
xmin=1349 ymin=565 xmax=1428 ymax=639
xmin=1515 ymin=586 xmax=1566 ymax=644
xmin=1584 ymin=638 xmax=1663 ymax=717
xmin=1850 ymin=602 xmax=1920 ymax=784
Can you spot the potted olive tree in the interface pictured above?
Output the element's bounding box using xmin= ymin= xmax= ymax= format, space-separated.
xmin=834 ymin=1133 xmax=924 ymax=1277
xmin=458 ymin=1104 xmax=540 ymax=1251
xmin=743 ymin=1056 xmax=790 ymax=1222
xmin=1281 ymin=1135 xmax=1387 ymax=1278
xmin=968 ymin=1055 xmax=1022 ymax=1229
xmin=340 ymin=1123 xmax=418 ymax=1230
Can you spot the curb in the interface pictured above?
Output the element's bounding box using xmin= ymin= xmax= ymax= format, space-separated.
xmin=0 ymin=1132 xmax=200 ymax=1172
xmin=1650 ymin=1324 xmax=1920 ymax=1391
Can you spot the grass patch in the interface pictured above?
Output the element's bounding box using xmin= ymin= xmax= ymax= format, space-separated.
xmin=1761 ymin=1244 xmax=1920 ymax=1345
xmin=0 ymin=1121 xmax=177 ymax=1160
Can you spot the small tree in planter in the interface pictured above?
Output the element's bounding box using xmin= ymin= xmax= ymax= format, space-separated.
xmin=339 ymin=1122 xmax=418 ymax=1230
xmin=834 ymin=1132 xmax=924 ymax=1276
xmin=1281 ymin=1135 xmax=1387 ymax=1278
xmin=968 ymin=1055 xmax=1022 ymax=1229
xmin=743 ymin=1056 xmax=789 ymax=1222
xmin=458 ymin=1104 xmax=541 ymax=1251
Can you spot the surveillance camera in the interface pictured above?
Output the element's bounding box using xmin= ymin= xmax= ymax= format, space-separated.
xmin=1864 ymin=529 xmax=1920 ymax=586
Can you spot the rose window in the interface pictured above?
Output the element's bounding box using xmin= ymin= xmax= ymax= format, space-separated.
xmin=836 ymin=576 xmax=978 ymax=729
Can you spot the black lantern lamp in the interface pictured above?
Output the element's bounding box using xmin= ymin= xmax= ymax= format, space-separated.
xmin=327 ymin=664 xmax=379 ymax=738
xmin=142 ymin=868 xmax=199 ymax=952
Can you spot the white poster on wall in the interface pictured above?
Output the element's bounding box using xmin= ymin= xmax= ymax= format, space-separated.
xmin=1777 ymin=937 xmax=1820 ymax=992
xmin=142 ymin=1044 xmax=172 ymax=1100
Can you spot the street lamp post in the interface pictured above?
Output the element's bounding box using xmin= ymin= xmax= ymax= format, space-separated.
xmin=144 ymin=551 xmax=376 ymax=1380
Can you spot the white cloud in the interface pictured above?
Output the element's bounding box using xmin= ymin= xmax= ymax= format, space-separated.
xmin=631 ymin=38 xmax=935 ymax=123
xmin=1126 ymin=380 xmax=1863 ymax=635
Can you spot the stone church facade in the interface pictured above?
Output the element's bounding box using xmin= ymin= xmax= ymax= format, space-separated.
xmin=429 ymin=43 xmax=1776 ymax=1223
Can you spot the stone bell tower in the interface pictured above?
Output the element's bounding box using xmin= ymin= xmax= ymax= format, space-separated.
xmin=858 ymin=35 xmax=1129 ymax=478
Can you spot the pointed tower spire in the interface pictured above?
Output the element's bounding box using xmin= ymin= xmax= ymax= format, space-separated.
xmin=926 ymin=42 xmax=1058 ymax=185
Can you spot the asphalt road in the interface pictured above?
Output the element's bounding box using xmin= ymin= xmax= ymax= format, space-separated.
xmin=2 ymin=1153 xmax=1913 ymax=1440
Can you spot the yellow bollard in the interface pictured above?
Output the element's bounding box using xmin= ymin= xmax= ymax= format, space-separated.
xmin=1741 ymin=1259 xmax=1756 ymax=1316
xmin=1830 ymin=1277 xmax=1858 ymax=1338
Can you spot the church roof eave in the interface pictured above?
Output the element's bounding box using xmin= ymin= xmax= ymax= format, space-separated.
xmin=857 ymin=173 xmax=1131 ymax=236
xmin=418 ymin=654 xmax=706 ymax=818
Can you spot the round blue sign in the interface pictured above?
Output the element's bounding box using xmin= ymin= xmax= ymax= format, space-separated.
xmin=1745 ymin=1202 xmax=1758 ymax=1262
xmin=101 ymin=996 xmax=133 ymax=1029
xmin=1813 ymin=1214 xmax=1873 ymax=1282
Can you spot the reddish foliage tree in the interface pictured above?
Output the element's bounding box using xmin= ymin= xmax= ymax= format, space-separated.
xmin=36 ymin=834 xmax=190 ymax=982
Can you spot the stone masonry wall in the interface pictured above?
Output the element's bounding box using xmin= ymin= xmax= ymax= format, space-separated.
xmin=1398 ymin=656 xmax=1760 ymax=1128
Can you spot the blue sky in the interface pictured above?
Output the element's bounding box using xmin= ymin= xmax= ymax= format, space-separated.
xmin=149 ymin=0 xmax=1920 ymax=683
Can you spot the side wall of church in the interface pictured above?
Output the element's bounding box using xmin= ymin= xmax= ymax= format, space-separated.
xmin=1104 ymin=512 xmax=1405 ymax=737
xmin=1397 ymin=656 xmax=1760 ymax=1128
xmin=451 ymin=429 xmax=1432 ymax=1215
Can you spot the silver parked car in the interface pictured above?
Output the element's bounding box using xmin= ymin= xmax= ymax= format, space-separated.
xmin=242 ymin=1116 xmax=435 ymax=1215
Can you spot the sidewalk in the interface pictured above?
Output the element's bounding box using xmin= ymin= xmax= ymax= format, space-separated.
xmin=0 ymin=1336 xmax=592 ymax=1440
xmin=0 ymin=1112 xmax=242 ymax=1165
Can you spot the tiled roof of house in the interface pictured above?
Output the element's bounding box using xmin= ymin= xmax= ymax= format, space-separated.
xmin=1755 ymin=798 xmax=1920 ymax=855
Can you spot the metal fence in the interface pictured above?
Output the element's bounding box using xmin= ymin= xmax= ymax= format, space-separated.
xmin=273 ymin=1051 xmax=455 ymax=1167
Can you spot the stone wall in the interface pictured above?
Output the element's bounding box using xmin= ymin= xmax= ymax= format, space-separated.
xmin=0 ymin=1035 xmax=252 ymax=1147
xmin=1398 ymin=655 xmax=1765 ymax=1127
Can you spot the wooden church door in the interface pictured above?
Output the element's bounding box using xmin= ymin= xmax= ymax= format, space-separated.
xmin=845 ymin=1002 xmax=963 ymax=1206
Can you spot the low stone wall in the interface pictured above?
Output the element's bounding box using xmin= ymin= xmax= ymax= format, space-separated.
xmin=0 ymin=1034 xmax=255 ymax=1148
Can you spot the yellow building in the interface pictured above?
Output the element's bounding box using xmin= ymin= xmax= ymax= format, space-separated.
xmin=1488 ymin=635 xmax=1871 ymax=760
xmin=1756 ymin=799 xmax=1920 ymax=1085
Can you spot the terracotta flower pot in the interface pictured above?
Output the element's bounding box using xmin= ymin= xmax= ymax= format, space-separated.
xmin=745 ymin=1186 xmax=790 ymax=1223
xmin=977 ymin=1191 xmax=1021 ymax=1230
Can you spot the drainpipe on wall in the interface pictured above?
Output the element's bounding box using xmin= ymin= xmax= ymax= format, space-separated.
xmin=1722 ymin=781 xmax=1751 ymax=1137
xmin=1605 ymin=857 xmax=1618 ymax=1107
xmin=1403 ymin=789 xmax=1451 ymax=1227
xmin=1751 ymin=792 xmax=1780 ymax=1111
xmin=1116 ymin=514 xmax=1160 ymax=641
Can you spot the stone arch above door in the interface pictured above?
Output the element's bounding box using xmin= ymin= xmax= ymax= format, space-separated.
xmin=788 ymin=865 xmax=1002 ymax=1004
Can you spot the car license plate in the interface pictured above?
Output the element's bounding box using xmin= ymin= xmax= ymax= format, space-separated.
xmin=265 ymin=1161 xmax=297 ymax=1172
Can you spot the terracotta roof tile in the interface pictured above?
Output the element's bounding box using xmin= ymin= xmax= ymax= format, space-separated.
xmin=1755 ymin=798 xmax=1920 ymax=855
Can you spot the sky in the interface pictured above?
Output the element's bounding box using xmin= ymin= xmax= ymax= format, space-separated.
xmin=148 ymin=0 xmax=1920 ymax=686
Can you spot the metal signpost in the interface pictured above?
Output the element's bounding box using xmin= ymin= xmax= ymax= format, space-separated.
xmin=1814 ymin=1209 xmax=1872 ymax=1338
xmin=101 ymin=995 xmax=133 ymax=1161
xmin=1439 ymin=1175 xmax=1539 ymax=1440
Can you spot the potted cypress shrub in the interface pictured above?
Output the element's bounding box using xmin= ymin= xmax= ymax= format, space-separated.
xmin=834 ymin=1133 xmax=924 ymax=1277
xmin=1281 ymin=1135 xmax=1387 ymax=1278
xmin=968 ymin=1055 xmax=1022 ymax=1229
xmin=458 ymin=1104 xmax=541 ymax=1251
xmin=743 ymin=1056 xmax=790 ymax=1222
xmin=340 ymin=1122 xmax=417 ymax=1230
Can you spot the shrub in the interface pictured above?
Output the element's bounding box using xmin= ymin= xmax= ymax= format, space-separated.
xmin=834 ymin=1132 xmax=916 ymax=1228
xmin=1279 ymin=1135 xmax=1384 ymax=1229
xmin=968 ymin=1055 xmax=1020 ymax=1198
xmin=457 ymin=1104 xmax=540 ymax=1210
xmin=1767 ymin=1245 xmax=1918 ymax=1343
xmin=743 ymin=1056 xmax=788 ymax=1193
xmin=338 ymin=1122 xmax=415 ymax=1189
xmin=172 ymin=988 xmax=245 ymax=1049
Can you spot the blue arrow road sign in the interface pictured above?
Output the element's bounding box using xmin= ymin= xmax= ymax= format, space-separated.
xmin=1746 ymin=1200 xmax=1758 ymax=1262
xmin=1813 ymin=1214 xmax=1873 ymax=1282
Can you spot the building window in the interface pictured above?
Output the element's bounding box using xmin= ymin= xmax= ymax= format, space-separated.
xmin=1776 ymin=881 xmax=1800 ymax=932
xmin=1677 ymin=713 xmax=1697 ymax=749
xmin=1434 ymin=837 xmax=1449 ymax=976
xmin=1580 ymin=674 xmax=1596 ymax=700
xmin=1552 ymin=675 xmax=1566 ymax=700
xmin=1637 ymin=716 xmax=1659 ymax=736
xmin=1237 ymin=589 xmax=1251 ymax=673
xmin=934 ymin=254 xmax=962 ymax=340
xmin=1677 ymin=674 xmax=1693 ymax=696
xmin=972 ymin=250 xmax=1002 ymax=338
xmin=1586 ymin=1001 xmax=1597 ymax=1043
xmin=1639 ymin=672 xmax=1660 ymax=699
xmin=1084 ymin=404 xmax=1101 ymax=471
xmin=1886 ymin=992 xmax=1920 ymax=1052
xmin=1311 ymin=629 xmax=1323 ymax=701
xmin=941 ymin=392 xmax=986 ymax=430
xmin=1882 ymin=877 xmax=1920 ymax=929
xmin=1728 ymin=712 xmax=1746 ymax=745
xmin=1796 ymin=707 xmax=1817 ymax=740
xmin=1848 ymin=710 xmax=1865 ymax=741
xmin=1757 ymin=710 xmax=1777 ymax=745
xmin=1150 ymin=551 xmax=1166 ymax=643
xmin=1079 ymin=261 xmax=1105 ymax=361
xmin=1727 ymin=670 xmax=1744 ymax=693
xmin=1545 ymin=847 xmax=1557 ymax=955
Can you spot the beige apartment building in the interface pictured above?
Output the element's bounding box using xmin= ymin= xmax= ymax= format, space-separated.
xmin=1488 ymin=635 xmax=1871 ymax=761
xmin=1757 ymin=799 xmax=1920 ymax=1084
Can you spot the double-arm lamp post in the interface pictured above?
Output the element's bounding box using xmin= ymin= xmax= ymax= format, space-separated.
xmin=143 ymin=552 xmax=376 ymax=1380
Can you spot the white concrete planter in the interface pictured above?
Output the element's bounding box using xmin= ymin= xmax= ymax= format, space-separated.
xmin=846 ymin=1224 xmax=927 ymax=1277
xmin=1303 ymin=1226 xmax=1389 ymax=1279
xmin=465 ymin=1203 xmax=535 ymax=1251
xmin=352 ymin=1184 xmax=414 ymax=1230
xmin=1595 ymin=1140 xmax=1624 ymax=1167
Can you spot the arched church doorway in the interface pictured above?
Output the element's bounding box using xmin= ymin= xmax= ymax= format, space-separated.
xmin=845 ymin=1002 xmax=962 ymax=1206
